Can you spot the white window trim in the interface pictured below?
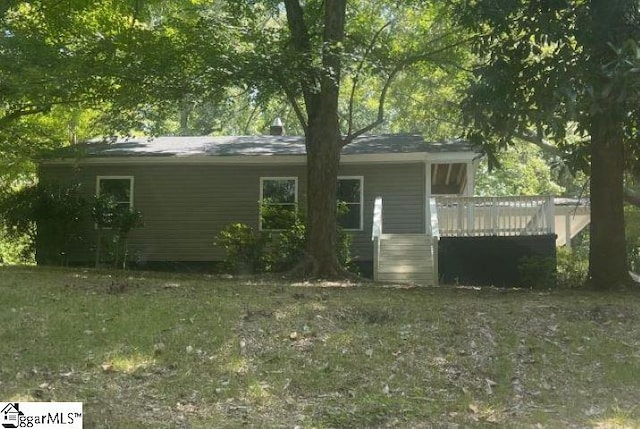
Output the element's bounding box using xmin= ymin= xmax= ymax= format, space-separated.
xmin=95 ymin=176 xmax=134 ymax=230
xmin=338 ymin=176 xmax=364 ymax=231
xmin=96 ymin=176 xmax=135 ymax=208
xmin=259 ymin=177 xmax=298 ymax=231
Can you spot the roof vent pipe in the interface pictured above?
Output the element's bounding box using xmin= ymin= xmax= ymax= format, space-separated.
xmin=269 ymin=117 xmax=284 ymax=136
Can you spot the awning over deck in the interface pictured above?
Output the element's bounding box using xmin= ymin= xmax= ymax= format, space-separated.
xmin=554 ymin=198 xmax=590 ymax=248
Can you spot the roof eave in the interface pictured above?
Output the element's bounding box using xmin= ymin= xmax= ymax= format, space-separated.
xmin=40 ymin=150 xmax=480 ymax=166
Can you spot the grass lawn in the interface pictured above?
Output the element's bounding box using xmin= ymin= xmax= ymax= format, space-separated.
xmin=1 ymin=267 xmax=640 ymax=428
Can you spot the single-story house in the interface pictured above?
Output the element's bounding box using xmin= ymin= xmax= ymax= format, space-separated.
xmin=38 ymin=132 xmax=589 ymax=285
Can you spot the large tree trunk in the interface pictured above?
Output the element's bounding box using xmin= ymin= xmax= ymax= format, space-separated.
xmin=303 ymin=116 xmax=343 ymax=277
xmin=588 ymin=0 xmax=631 ymax=288
xmin=285 ymin=0 xmax=348 ymax=278
xmin=589 ymin=114 xmax=630 ymax=288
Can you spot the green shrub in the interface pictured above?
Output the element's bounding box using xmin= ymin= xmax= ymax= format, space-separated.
xmin=260 ymin=200 xmax=298 ymax=231
xmin=216 ymin=205 xmax=356 ymax=275
xmin=268 ymin=216 xmax=306 ymax=272
xmin=0 ymin=229 xmax=33 ymax=264
xmin=0 ymin=183 xmax=87 ymax=265
xmin=265 ymin=218 xmax=356 ymax=273
xmin=91 ymin=194 xmax=143 ymax=269
xmin=625 ymin=206 xmax=640 ymax=272
xmin=214 ymin=223 xmax=271 ymax=274
xmin=556 ymin=246 xmax=588 ymax=288
xmin=518 ymin=255 xmax=557 ymax=289
xmin=336 ymin=229 xmax=356 ymax=273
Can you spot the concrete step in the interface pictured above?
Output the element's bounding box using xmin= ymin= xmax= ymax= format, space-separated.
xmin=379 ymin=246 xmax=432 ymax=258
xmin=375 ymin=233 xmax=437 ymax=285
xmin=377 ymin=272 xmax=435 ymax=284
xmin=379 ymin=233 xmax=431 ymax=245
xmin=378 ymin=263 xmax=433 ymax=274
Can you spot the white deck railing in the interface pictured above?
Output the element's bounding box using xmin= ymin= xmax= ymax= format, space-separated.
xmin=436 ymin=195 xmax=555 ymax=237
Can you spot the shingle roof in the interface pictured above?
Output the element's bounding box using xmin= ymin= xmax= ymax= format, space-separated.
xmin=48 ymin=134 xmax=478 ymax=158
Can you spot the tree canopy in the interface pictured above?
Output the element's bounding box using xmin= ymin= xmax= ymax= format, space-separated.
xmin=1 ymin=0 xmax=472 ymax=277
xmin=458 ymin=0 xmax=640 ymax=288
xmin=0 ymin=0 xmax=235 ymax=185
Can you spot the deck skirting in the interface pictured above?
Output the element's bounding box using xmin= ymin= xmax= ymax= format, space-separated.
xmin=438 ymin=234 xmax=557 ymax=287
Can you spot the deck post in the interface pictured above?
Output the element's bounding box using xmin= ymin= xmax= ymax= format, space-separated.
xmin=373 ymin=236 xmax=380 ymax=280
xmin=372 ymin=196 xmax=383 ymax=281
xmin=545 ymin=196 xmax=555 ymax=235
xmin=490 ymin=197 xmax=497 ymax=235
xmin=465 ymin=161 xmax=473 ymax=196
xmin=429 ymin=197 xmax=440 ymax=237
xmin=424 ymin=160 xmax=431 ymax=234
xmin=467 ymin=198 xmax=474 ymax=235
xmin=429 ymin=197 xmax=440 ymax=286
xmin=432 ymin=235 xmax=439 ymax=285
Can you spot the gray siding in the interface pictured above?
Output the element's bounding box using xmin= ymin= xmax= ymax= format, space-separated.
xmin=339 ymin=163 xmax=425 ymax=261
xmin=38 ymin=161 xmax=425 ymax=265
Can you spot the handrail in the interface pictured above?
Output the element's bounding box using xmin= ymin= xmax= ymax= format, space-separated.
xmin=428 ymin=197 xmax=440 ymax=238
xmin=429 ymin=197 xmax=440 ymax=286
xmin=372 ymin=196 xmax=383 ymax=241
xmin=372 ymin=196 xmax=383 ymax=282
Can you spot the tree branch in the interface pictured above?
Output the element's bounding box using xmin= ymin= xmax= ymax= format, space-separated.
xmin=320 ymin=0 xmax=346 ymax=100
xmin=347 ymin=20 xmax=393 ymax=136
xmin=283 ymin=87 xmax=308 ymax=134
xmin=514 ymin=131 xmax=563 ymax=156
xmin=283 ymin=0 xmax=317 ymax=113
xmin=342 ymin=33 xmax=476 ymax=145
xmin=397 ymin=34 xmax=476 ymax=69
xmin=242 ymin=103 xmax=260 ymax=135
xmin=1 ymin=95 xmax=103 ymax=129
xmin=0 ymin=106 xmax=51 ymax=128
xmin=517 ymin=129 xmax=640 ymax=208
xmin=343 ymin=67 xmax=399 ymax=145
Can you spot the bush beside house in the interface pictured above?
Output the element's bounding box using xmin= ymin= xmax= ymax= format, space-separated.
xmin=0 ymin=184 xmax=142 ymax=268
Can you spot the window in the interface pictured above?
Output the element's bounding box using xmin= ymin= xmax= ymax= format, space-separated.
xmin=260 ymin=177 xmax=297 ymax=230
xmin=96 ymin=176 xmax=134 ymax=219
xmin=337 ymin=177 xmax=363 ymax=230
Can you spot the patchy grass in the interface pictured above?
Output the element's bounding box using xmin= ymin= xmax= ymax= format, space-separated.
xmin=1 ymin=267 xmax=640 ymax=428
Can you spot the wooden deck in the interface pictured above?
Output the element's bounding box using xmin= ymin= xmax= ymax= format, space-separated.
xmin=372 ymin=195 xmax=559 ymax=286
